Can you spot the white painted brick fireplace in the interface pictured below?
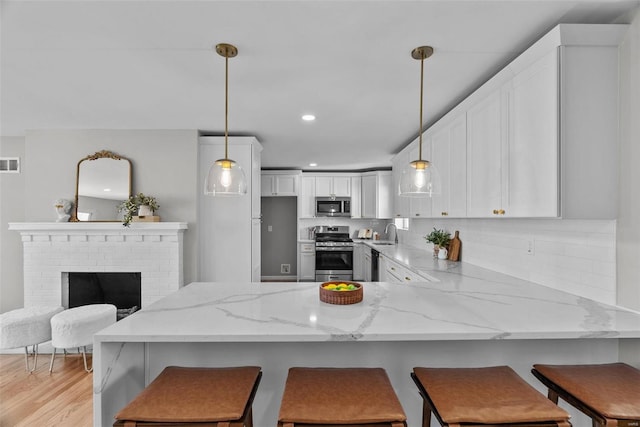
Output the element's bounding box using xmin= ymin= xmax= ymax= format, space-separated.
xmin=9 ymin=222 xmax=187 ymax=309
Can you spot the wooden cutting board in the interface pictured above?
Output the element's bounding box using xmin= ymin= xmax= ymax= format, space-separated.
xmin=448 ymin=230 xmax=461 ymax=261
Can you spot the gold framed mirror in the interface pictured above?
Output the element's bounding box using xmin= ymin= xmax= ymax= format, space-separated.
xmin=73 ymin=150 xmax=132 ymax=222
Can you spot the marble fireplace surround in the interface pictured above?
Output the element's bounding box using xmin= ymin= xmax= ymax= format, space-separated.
xmin=9 ymin=222 xmax=188 ymax=309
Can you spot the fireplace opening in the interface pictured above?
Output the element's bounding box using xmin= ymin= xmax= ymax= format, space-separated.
xmin=68 ymin=272 xmax=141 ymax=320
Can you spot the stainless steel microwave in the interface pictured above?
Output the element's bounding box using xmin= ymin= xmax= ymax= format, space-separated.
xmin=315 ymin=197 xmax=351 ymax=217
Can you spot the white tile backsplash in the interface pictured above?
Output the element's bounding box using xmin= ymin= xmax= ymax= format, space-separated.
xmin=402 ymin=218 xmax=617 ymax=304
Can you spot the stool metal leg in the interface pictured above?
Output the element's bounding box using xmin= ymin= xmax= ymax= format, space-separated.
xmin=81 ymin=346 xmax=92 ymax=373
xmin=49 ymin=347 xmax=57 ymax=374
xmin=23 ymin=344 xmax=39 ymax=373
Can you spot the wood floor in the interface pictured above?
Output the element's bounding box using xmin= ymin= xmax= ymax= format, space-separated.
xmin=0 ymin=353 xmax=93 ymax=427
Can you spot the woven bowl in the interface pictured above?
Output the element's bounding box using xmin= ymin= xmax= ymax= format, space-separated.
xmin=319 ymin=281 xmax=363 ymax=305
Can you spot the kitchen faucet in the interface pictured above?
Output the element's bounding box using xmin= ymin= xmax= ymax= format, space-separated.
xmin=384 ymin=223 xmax=399 ymax=245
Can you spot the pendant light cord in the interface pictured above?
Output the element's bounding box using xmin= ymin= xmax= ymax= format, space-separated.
xmin=224 ymin=54 xmax=229 ymax=160
xmin=418 ymin=55 xmax=424 ymax=161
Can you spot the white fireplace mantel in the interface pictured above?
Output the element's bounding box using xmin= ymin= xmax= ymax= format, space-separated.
xmin=9 ymin=222 xmax=188 ymax=309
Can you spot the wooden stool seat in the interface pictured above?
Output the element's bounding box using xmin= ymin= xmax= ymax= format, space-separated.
xmin=532 ymin=363 xmax=640 ymax=426
xmin=113 ymin=366 xmax=262 ymax=426
xmin=278 ymin=367 xmax=407 ymax=427
xmin=412 ymin=366 xmax=571 ymax=427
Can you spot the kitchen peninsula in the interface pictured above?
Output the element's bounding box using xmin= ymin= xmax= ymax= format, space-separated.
xmin=94 ymin=258 xmax=640 ymax=427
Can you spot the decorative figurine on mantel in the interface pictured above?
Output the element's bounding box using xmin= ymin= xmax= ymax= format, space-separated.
xmin=54 ymin=199 xmax=73 ymax=222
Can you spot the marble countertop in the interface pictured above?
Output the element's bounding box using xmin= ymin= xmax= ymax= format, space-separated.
xmin=96 ymin=269 xmax=640 ymax=343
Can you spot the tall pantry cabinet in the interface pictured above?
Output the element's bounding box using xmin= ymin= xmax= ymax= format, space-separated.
xmin=198 ymin=136 xmax=262 ymax=282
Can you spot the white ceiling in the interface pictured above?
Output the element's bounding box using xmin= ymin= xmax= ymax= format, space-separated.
xmin=1 ymin=0 xmax=637 ymax=170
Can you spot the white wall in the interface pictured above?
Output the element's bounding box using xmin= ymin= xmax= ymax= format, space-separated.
xmin=0 ymin=130 xmax=199 ymax=313
xmin=402 ymin=218 xmax=617 ymax=304
xmin=617 ymin=8 xmax=640 ymax=362
xmin=0 ymin=136 xmax=26 ymax=312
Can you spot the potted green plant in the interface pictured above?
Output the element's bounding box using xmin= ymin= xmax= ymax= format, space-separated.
xmin=118 ymin=193 xmax=159 ymax=227
xmin=424 ymin=227 xmax=451 ymax=257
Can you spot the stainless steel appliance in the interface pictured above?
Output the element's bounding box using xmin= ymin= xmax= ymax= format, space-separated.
xmin=371 ymin=248 xmax=380 ymax=281
xmin=315 ymin=197 xmax=351 ymax=217
xmin=315 ymin=225 xmax=353 ymax=282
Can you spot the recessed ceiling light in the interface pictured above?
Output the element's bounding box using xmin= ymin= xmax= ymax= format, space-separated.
xmin=302 ymin=114 xmax=316 ymax=121
xmin=309 ymin=163 xmax=318 ymax=167
xmin=103 ymin=188 xmax=112 ymax=192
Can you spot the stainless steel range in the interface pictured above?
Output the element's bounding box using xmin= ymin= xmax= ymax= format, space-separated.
xmin=314 ymin=225 xmax=353 ymax=282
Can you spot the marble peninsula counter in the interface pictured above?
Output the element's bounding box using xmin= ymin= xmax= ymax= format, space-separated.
xmin=94 ymin=273 xmax=640 ymax=426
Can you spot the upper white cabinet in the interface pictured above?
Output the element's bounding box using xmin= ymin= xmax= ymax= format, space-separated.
xmin=361 ymin=171 xmax=392 ymax=219
xmin=315 ymin=175 xmax=351 ymax=197
xmin=299 ymin=176 xmax=316 ymax=218
xmin=350 ymin=175 xmax=362 ymax=218
xmin=431 ymin=114 xmax=467 ymax=218
xmin=261 ymin=171 xmax=301 ymax=197
xmin=466 ymin=86 xmax=507 ymax=217
xmin=393 ymin=24 xmax=626 ymax=220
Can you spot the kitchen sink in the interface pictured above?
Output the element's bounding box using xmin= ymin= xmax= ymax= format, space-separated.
xmin=373 ymin=242 xmax=395 ymax=246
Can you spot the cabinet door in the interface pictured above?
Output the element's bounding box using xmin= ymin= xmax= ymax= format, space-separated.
xmin=363 ymin=252 xmax=371 ymax=282
xmin=507 ymin=49 xmax=559 ymax=217
xmin=299 ymin=251 xmax=315 ymax=281
xmin=315 ymin=176 xmax=333 ymax=197
xmin=251 ymin=218 xmax=261 ymax=282
xmin=409 ymin=145 xmax=432 ymax=218
xmin=361 ymin=175 xmax=376 ymax=219
xmin=332 ymin=177 xmax=351 ymax=197
xmin=275 ymin=175 xmax=298 ymax=196
xmin=352 ymin=243 xmax=364 ymax=281
xmin=350 ymin=176 xmax=362 ymax=219
xmin=261 ymin=175 xmax=275 ymax=196
xmin=392 ymin=153 xmax=410 ymax=218
xmin=431 ymin=115 xmax=467 ymax=218
xmin=467 ymin=87 xmax=505 ymax=217
xmin=299 ymin=176 xmax=316 ymax=218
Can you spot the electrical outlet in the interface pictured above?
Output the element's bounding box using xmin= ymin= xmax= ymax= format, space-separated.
xmin=281 ymin=264 xmax=290 ymax=274
xmin=527 ymin=239 xmax=535 ymax=255
xmin=267 ymin=225 xmax=273 ymax=232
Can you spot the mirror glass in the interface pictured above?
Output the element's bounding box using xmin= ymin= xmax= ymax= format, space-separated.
xmin=74 ymin=151 xmax=132 ymax=222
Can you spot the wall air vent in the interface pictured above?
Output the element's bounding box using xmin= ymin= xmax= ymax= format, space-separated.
xmin=0 ymin=157 xmax=20 ymax=173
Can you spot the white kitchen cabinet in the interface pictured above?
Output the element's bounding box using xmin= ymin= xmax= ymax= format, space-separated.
xmin=363 ymin=249 xmax=372 ymax=282
xmin=198 ymin=136 xmax=262 ymax=282
xmin=381 ymin=255 xmax=433 ymax=284
xmin=466 ymin=86 xmax=506 ymax=218
xmin=352 ymin=242 xmax=365 ymax=281
xmin=261 ymin=171 xmax=300 ymax=197
xmin=391 ymin=153 xmax=410 ymax=218
xmin=299 ymin=176 xmax=316 ymax=218
xmin=361 ymin=171 xmax=392 ymax=219
xmin=350 ymin=176 xmax=362 ymax=219
xmin=298 ymin=242 xmax=315 ymax=281
xmin=431 ymin=114 xmax=467 ymax=218
xmin=315 ymin=175 xmax=351 ymax=197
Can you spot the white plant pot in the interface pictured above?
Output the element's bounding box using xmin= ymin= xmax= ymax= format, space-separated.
xmin=138 ymin=205 xmax=153 ymax=216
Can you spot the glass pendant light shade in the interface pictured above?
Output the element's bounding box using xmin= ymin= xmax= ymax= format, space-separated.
xmin=204 ymin=158 xmax=247 ymax=196
xmin=399 ymin=159 xmax=441 ymax=197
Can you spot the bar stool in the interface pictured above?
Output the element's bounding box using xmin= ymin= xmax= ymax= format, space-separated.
xmin=113 ymin=366 xmax=262 ymax=426
xmin=411 ymin=366 xmax=571 ymax=427
xmin=278 ymin=367 xmax=407 ymax=427
xmin=532 ymin=363 xmax=640 ymax=427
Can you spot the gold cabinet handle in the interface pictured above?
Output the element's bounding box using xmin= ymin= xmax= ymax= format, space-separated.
xmin=405 ymin=277 xmax=411 ymax=281
xmin=391 ymin=267 xmax=396 ymax=271
xmin=499 ymin=209 xmax=505 ymax=215
xmin=441 ymin=212 xmax=448 ymax=216
xmin=415 ymin=213 xmax=420 ymax=217
xmin=493 ymin=209 xmax=499 ymax=215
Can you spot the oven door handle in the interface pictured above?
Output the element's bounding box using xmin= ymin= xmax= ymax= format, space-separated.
xmin=315 ymin=246 xmax=354 ymax=252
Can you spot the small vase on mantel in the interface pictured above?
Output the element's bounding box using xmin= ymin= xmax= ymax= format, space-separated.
xmin=138 ymin=205 xmax=153 ymax=217
xmin=433 ymin=245 xmax=440 ymax=258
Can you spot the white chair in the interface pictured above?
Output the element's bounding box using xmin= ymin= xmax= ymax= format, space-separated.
xmin=0 ymin=306 xmax=64 ymax=372
xmin=49 ymin=304 xmax=116 ymax=373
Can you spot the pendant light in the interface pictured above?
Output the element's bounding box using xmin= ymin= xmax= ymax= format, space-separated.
xmin=204 ymin=43 xmax=247 ymax=196
xmin=399 ymin=46 xmax=440 ymax=197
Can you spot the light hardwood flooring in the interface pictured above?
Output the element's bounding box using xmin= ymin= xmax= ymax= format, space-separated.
xmin=0 ymin=353 xmax=93 ymax=427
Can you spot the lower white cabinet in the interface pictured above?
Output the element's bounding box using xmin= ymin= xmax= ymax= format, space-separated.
xmin=352 ymin=242 xmax=365 ymax=281
xmin=298 ymin=242 xmax=315 ymax=281
xmin=380 ymin=256 xmax=429 ymax=284
xmin=363 ymin=249 xmax=372 ymax=282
